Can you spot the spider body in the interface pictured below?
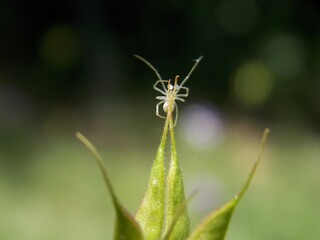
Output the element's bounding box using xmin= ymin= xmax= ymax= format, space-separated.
xmin=134 ymin=55 xmax=202 ymax=126
xmin=154 ymin=75 xmax=188 ymax=125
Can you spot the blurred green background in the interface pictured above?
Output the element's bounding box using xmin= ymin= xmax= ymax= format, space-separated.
xmin=0 ymin=0 xmax=320 ymax=239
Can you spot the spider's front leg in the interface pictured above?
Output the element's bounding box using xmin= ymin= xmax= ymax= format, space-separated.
xmin=154 ymin=80 xmax=170 ymax=95
xmin=156 ymin=100 xmax=166 ymax=119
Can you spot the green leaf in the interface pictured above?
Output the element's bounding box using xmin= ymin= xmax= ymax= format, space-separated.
xmin=188 ymin=128 xmax=270 ymax=240
xmin=135 ymin=118 xmax=169 ymax=240
xmin=162 ymin=191 xmax=197 ymax=240
xmin=76 ymin=132 xmax=144 ymax=240
xmin=164 ymin=117 xmax=190 ymax=239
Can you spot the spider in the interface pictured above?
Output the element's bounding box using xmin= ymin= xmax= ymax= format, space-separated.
xmin=134 ymin=55 xmax=203 ymax=126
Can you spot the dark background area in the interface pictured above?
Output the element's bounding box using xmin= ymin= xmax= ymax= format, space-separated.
xmin=1 ymin=0 xmax=319 ymax=127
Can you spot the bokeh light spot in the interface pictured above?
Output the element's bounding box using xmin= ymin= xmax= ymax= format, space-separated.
xmin=39 ymin=25 xmax=81 ymax=69
xmin=187 ymin=175 xmax=223 ymax=214
xmin=216 ymin=0 xmax=259 ymax=35
xmin=261 ymin=34 xmax=306 ymax=79
xmin=233 ymin=61 xmax=273 ymax=107
xmin=180 ymin=104 xmax=225 ymax=149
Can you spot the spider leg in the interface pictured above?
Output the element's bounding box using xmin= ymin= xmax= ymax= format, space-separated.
xmin=154 ymin=80 xmax=169 ymax=95
xmin=134 ymin=55 xmax=168 ymax=90
xmin=156 ymin=96 xmax=166 ymax=100
xmin=134 ymin=55 xmax=163 ymax=80
xmin=156 ymin=101 xmax=166 ymax=119
xmin=179 ymin=56 xmax=203 ymax=87
xmin=176 ymin=86 xmax=189 ymax=97
xmin=173 ymin=101 xmax=179 ymax=127
xmin=175 ymin=97 xmax=185 ymax=102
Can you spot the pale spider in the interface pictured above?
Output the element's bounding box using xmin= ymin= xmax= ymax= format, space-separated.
xmin=134 ymin=55 xmax=203 ymax=126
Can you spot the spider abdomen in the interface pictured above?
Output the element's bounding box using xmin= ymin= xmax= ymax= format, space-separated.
xmin=163 ymin=101 xmax=173 ymax=112
xmin=163 ymin=101 xmax=175 ymax=113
